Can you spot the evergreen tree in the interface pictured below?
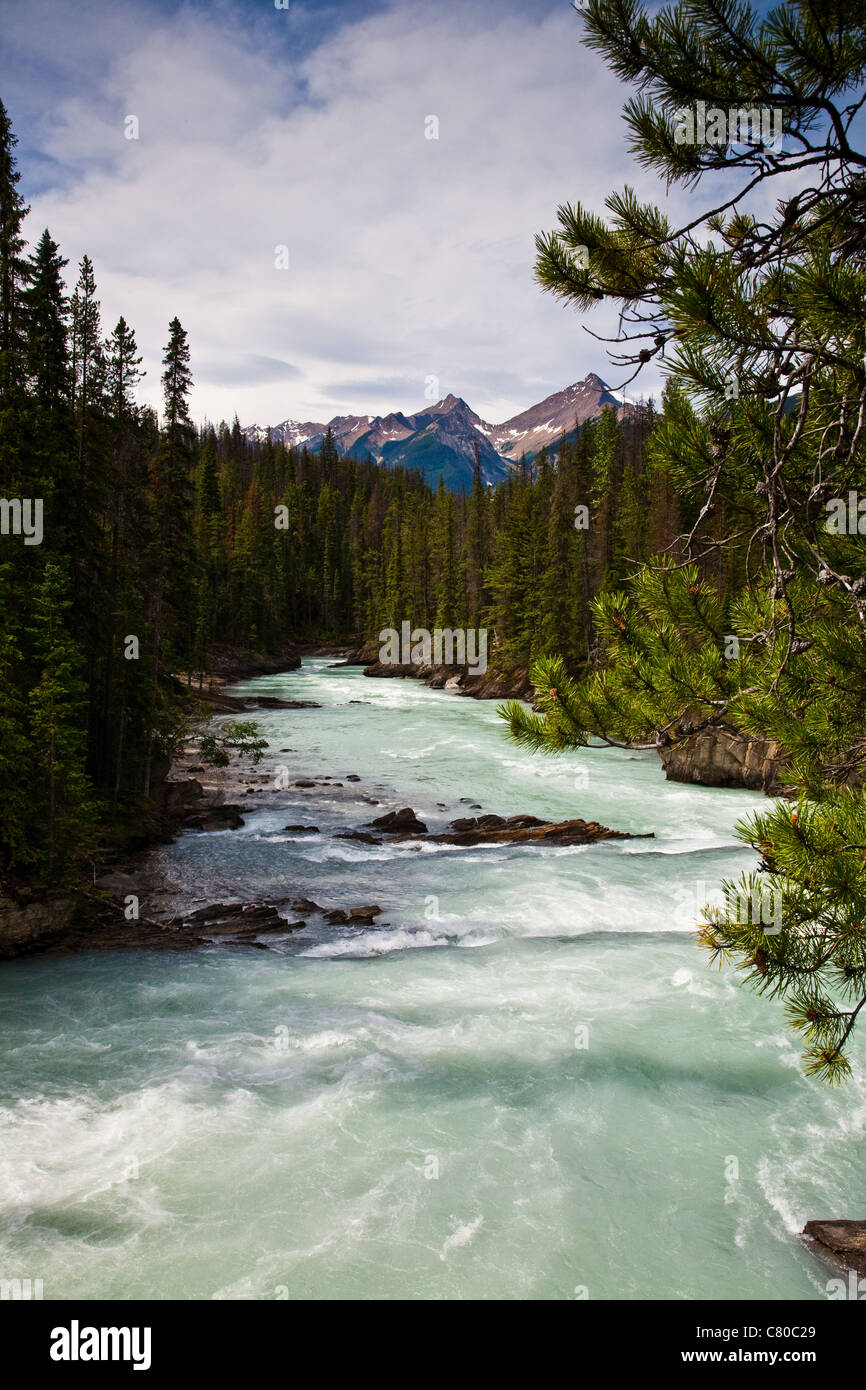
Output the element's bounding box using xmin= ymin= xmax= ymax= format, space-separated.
xmin=28 ymin=562 xmax=95 ymax=883
xmin=504 ymin=0 xmax=866 ymax=1081
xmin=0 ymin=96 xmax=30 ymax=486
xmin=155 ymin=315 xmax=196 ymax=662
xmin=25 ymin=230 xmax=69 ymax=413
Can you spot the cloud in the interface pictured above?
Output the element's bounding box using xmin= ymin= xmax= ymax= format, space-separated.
xmin=7 ymin=0 xmax=687 ymax=426
xmin=198 ymin=355 xmax=302 ymax=387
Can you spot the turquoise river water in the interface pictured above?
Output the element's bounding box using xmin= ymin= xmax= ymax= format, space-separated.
xmin=0 ymin=657 xmax=863 ymax=1299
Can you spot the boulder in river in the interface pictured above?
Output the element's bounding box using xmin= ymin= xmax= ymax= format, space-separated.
xmin=290 ymin=898 xmax=322 ymax=914
xmin=187 ymin=805 xmax=246 ymax=832
xmin=803 ymin=1220 xmax=866 ymax=1276
xmin=367 ymin=807 xmax=428 ymax=834
xmin=348 ymin=905 xmax=382 ymax=923
xmin=282 ymin=824 xmax=320 ymax=833
xmin=153 ymin=778 xmax=205 ymax=819
xmin=184 ymin=903 xmax=302 ymax=936
xmin=322 ymin=905 xmax=383 ymax=925
xmin=247 ymin=696 xmax=321 ymax=710
xmin=423 ymin=814 xmax=652 ymax=846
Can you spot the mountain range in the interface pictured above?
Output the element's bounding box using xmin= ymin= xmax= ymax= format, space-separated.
xmin=243 ymin=373 xmax=630 ymax=490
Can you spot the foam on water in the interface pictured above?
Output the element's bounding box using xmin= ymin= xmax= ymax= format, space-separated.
xmin=0 ymin=658 xmax=863 ymax=1300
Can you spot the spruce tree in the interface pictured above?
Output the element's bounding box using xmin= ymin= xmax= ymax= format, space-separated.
xmin=28 ymin=562 xmax=95 ymax=884
xmin=25 ymin=230 xmax=69 ymax=413
xmin=0 ymin=97 xmax=30 ymax=487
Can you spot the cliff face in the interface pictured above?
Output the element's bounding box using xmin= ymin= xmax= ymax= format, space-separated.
xmin=203 ymin=643 xmax=301 ymax=680
xmin=0 ymin=890 xmax=79 ymax=959
xmin=659 ymin=723 xmax=788 ymax=795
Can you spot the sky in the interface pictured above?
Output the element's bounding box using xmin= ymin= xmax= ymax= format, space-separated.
xmin=2 ymin=0 xmax=711 ymax=428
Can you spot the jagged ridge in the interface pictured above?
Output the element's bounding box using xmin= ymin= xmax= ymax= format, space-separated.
xmin=244 ymin=374 xmax=634 ymax=489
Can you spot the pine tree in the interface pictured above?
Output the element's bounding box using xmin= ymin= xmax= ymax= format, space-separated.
xmin=105 ymin=316 xmax=143 ymax=421
xmin=154 ymin=315 xmax=196 ymax=662
xmin=25 ymin=230 xmax=69 ymax=413
xmin=0 ymin=97 xmax=30 ymax=487
xmin=504 ymin=0 xmax=866 ymax=1081
xmin=0 ymin=575 xmax=36 ymax=873
xmin=28 ymin=562 xmax=95 ymax=883
xmin=70 ymin=255 xmax=103 ymax=482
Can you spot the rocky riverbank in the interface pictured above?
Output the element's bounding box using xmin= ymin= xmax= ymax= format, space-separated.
xmin=1 ymin=697 xmax=653 ymax=958
xmin=658 ymin=719 xmax=790 ymax=795
xmin=341 ymin=641 xmax=534 ymax=700
xmin=342 ymin=643 xmax=790 ymax=793
xmin=0 ymin=644 xmax=310 ymax=959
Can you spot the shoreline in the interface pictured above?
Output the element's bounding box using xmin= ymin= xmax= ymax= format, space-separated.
xmin=341 ymin=643 xmax=788 ymax=794
xmin=0 ymin=651 xmax=646 ymax=958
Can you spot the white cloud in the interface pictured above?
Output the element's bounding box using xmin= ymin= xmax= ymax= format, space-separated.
xmin=9 ymin=0 xmax=690 ymax=426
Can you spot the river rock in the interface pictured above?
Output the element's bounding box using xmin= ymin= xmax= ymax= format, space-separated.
xmin=367 ymin=807 xmax=428 ymax=834
xmin=185 ymin=903 xmax=299 ymax=935
xmin=151 ymin=778 xmax=205 ymax=819
xmin=803 ymin=1220 xmax=866 ymax=1276
xmin=320 ymin=905 xmax=382 ymax=925
xmin=247 ymin=696 xmax=321 ymax=710
xmin=347 ymin=905 xmax=382 ymax=923
xmin=282 ymin=824 xmax=320 ymax=833
xmin=423 ymin=814 xmax=652 ymax=846
xmin=188 ymin=805 xmax=245 ymax=831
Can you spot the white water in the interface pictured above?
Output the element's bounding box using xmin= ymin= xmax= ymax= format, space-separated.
xmin=0 ymin=658 xmax=863 ymax=1300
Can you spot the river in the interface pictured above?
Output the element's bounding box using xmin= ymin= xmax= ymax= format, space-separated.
xmin=1 ymin=657 xmax=862 ymax=1299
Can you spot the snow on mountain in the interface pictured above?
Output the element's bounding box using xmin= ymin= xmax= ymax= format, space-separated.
xmin=242 ymin=375 xmax=631 ymax=489
xmin=485 ymin=375 xmax=623 ymax=459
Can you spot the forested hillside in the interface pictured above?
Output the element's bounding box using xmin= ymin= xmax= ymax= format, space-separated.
xmin=0 ymin=94 xmax=746 ymax=889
